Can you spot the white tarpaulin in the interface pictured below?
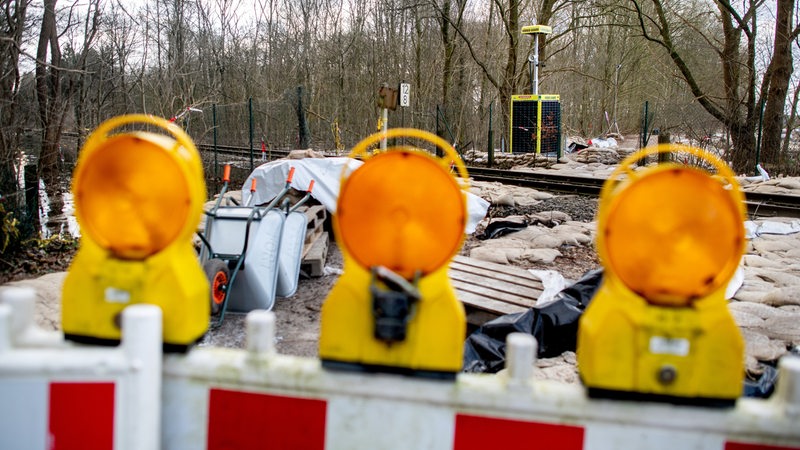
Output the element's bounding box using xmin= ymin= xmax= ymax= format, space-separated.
xmin=744 ymin=219 xmax=800 ymax=238
xmin=243 ymin=158 xmax=490 ymax=234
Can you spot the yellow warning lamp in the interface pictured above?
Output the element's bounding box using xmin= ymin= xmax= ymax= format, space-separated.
xmin=319 ymin=128 xmax=469 ymax=379
xmin=62 ymin=114 xmax=209 ymax=351
xmin=577 ymin=144 xmax=746 ymax=405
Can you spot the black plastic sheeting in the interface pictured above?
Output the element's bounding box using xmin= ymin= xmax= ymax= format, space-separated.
xmin=744 ymin=365 xmax=779 ymax=398
xmin=462 ymin=269 xmax=603 ymax=374
xmin=478 ymin=220 xmax=527 ymax=240
xmin=461 ymin=267 xmax=783 ymax=399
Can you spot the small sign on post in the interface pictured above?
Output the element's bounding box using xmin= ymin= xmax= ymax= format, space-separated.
xmin=378 ymin=84 xmax=398 ymax=111
xmin=399 ymin=83 xmax=410 ymax=108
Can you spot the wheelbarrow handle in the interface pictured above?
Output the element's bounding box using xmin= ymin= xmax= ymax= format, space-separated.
xmin=289 ymin=179 xmax=316 ymax=213
xmin=245 ymin=178 xmax=259 ymax=206
xmin=286 ymin=167 xmax=295 ymax=184
xmin=223 ymin=164 xmax=231 ymax=183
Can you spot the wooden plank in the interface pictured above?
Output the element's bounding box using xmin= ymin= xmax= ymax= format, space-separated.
xmin=450 ymin=255 xmax=543 ymax=290
xmin=450 ymin=279 xmax=538 ymax=310
xmin=448 ymin=255 xmax=544 ymax=324
xmin=304 ymin=225 xmax=324 ymax=245
xmin=449 ymin=270 xmax=542 ymax=301
xmin=456 ymin=290 xmax=527 ymax=316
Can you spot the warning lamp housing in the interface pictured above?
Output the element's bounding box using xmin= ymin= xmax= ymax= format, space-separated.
xmin=319 ymin=128 xmax=468 ymax=378
xmin=62 ymin=114 xmax=209 ymax=350
xmin=577 ymin=144 xmax=746 ymax=405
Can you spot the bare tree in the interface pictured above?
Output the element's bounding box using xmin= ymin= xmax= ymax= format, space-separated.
xmin=35 ymin=0 xmax=67 ymax=191
xmin=0 ymin=0 xmax=29 ymax=198
xmin=66 ymin=0 xmax=100 ymax=149
xmin=630 ymin=0 xmax=798 ymax=173
xmin=759 ymin=0 xmax=799 ymax=168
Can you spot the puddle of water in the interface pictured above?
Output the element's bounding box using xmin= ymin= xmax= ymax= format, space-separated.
xmin=16 ymin=151 xmax=79 ymax=239
xmin=38 ymin=184 xmax=79 ymax=238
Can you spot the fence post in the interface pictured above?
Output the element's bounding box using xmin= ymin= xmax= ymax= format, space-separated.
xmin=658 ymin=131 xmax=671 ymax=164
xmin=23 ymin=164 xmax=39 ymax=234
xmin=638 ymin=101 xmax=651 ymax=167
xmin=756 ymin=98 xmax=765 ymax=174
xmin=297 ymin=86 xmax=310 ymax=149
xmin=487 ymin=101 xmax=494 ymax=168
xmin=213 ymin=104 xmax=218 ymax=180
xmin=249 ymin=97 xmax=254 ymax=173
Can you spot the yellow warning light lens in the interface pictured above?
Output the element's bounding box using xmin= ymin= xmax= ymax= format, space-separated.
xmin=337 ymin=150 xmax=465 ymax=280
xmin=74 ymin=132 xmax=191 ymax=260
xmin=602 ymin=166 xmax=744 ymax=306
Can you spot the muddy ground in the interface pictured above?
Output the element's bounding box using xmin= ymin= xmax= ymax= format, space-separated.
xmin=199 ymin=239 xmax=344 ymax=356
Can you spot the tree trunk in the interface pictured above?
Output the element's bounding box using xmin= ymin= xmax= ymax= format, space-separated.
xmin=730 ymin=121 xmax=757 ymax=172
xmin=439 ymin=0 xmax=453 ymax=142
xmin=35 ymin=0 xmax=65 ymax=193
xmin=297 ymin=86 xmax=310 ymax=149
xmin=781 ymin=78 xmax=800 ymax=156
xmin=759 ymin=0 xmax=795 ymax=167
xmin=0 ymin=0 xmax=28 ymax=198
xmin=498 ymin=0 xmax=520 ymax=146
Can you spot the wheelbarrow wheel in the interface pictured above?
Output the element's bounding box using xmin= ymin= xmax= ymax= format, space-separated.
xmin=204 ymin=259 xmax=230 ymax=316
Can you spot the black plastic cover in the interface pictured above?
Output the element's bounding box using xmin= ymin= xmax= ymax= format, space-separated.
xmin=462 ymin=269 xmax=603 ymax=373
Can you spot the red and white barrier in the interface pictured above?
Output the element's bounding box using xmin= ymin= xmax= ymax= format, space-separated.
xmin=162 ymin=311 xmax=800 ymax=450
xmin=0 ymin=287 xmax=162 ymax=450
xmin=2 ymin=288 xmax=799 ymax=449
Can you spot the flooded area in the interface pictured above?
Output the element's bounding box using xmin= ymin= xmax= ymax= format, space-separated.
xmin=39 ymin=187 xmax=79 ymax=238
xmin=15 ymin=146 xmax=77 ymax=239
xmin=21 ymin=146 xmax=254 ymax=241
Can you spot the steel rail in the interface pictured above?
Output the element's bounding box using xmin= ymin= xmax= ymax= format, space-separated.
xmin=188 ymin=149 xmax=800 ymax=219
xmin=467 ymin=167 xmax=800 ymax=219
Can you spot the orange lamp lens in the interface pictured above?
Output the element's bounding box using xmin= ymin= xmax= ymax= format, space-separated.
xmin=602 ymin=167 xmax=744 ymax=306
xmin=336 ymin=150 xmax=465 ymax=280
xmin=74 ymin=133 xmax=191 ymax=259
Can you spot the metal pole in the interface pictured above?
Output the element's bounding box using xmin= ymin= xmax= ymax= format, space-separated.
xmin=24 ymin=164 xmax=39 ymax=233
xmin=639 ymin=101 xmax=649 ymax=167
xmin=528 ymin=59 xmax=534 ymax=94
xmin=488 ymin=101 xmax=494 ymax=168
xmin=212 ymin=104 xmax=218 ymax=180
xmin=401 ymin=79 xmax=406 ymax=146
xmin=248 ymin=97 xmax=254 ymax=173
xmin=380 ymin=108 xmax=388 ymax=151
xmin=612 ymin=64 xmax=621 ymax=135
xmin=756 ymin=98 xmax=765 ymax=173
xmin=436 ymin=105 xmax=440 ymax=138
xmin=533 ymin=34 xmax=540 ymax=96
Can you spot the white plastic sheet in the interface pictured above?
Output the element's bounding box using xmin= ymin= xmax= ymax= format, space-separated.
xmin=527 ymin=269 xmax=567 ymax=307
xmin=243 ymin=158 xmax=490 ymax=234
xmin=725 ymin=265 xmax=744 ymax=300
xmin=744 ymin=220 xmax=800 ymax=239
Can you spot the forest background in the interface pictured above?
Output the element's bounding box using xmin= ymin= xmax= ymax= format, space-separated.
xmin=1 ymin=0 xmax=799 ymax=249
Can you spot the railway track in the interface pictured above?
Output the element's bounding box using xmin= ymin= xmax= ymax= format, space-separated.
xmin=467 ymin=167 xmax=800 ymax=219
xmin=198 ymin=143 xmax=291 ymax=159
xmin=194 ymin=145 xmax=800 ymax=219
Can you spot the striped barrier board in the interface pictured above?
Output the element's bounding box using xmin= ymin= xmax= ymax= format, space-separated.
xmin=162 ymin=313 xmax=800 ymax=450
xmin=2 ymin=288 xmax=800 ymax=449
xmin=0 ymin=288 xmax=162 ymax=450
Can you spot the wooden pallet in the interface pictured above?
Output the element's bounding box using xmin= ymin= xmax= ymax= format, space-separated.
xmin=448 ymin=255 xmax=543 ymax=326
xmin=301 ymin=231 xmax=329 ymax=277
xmin=304 ymin=205 xmax=327 ymax=244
